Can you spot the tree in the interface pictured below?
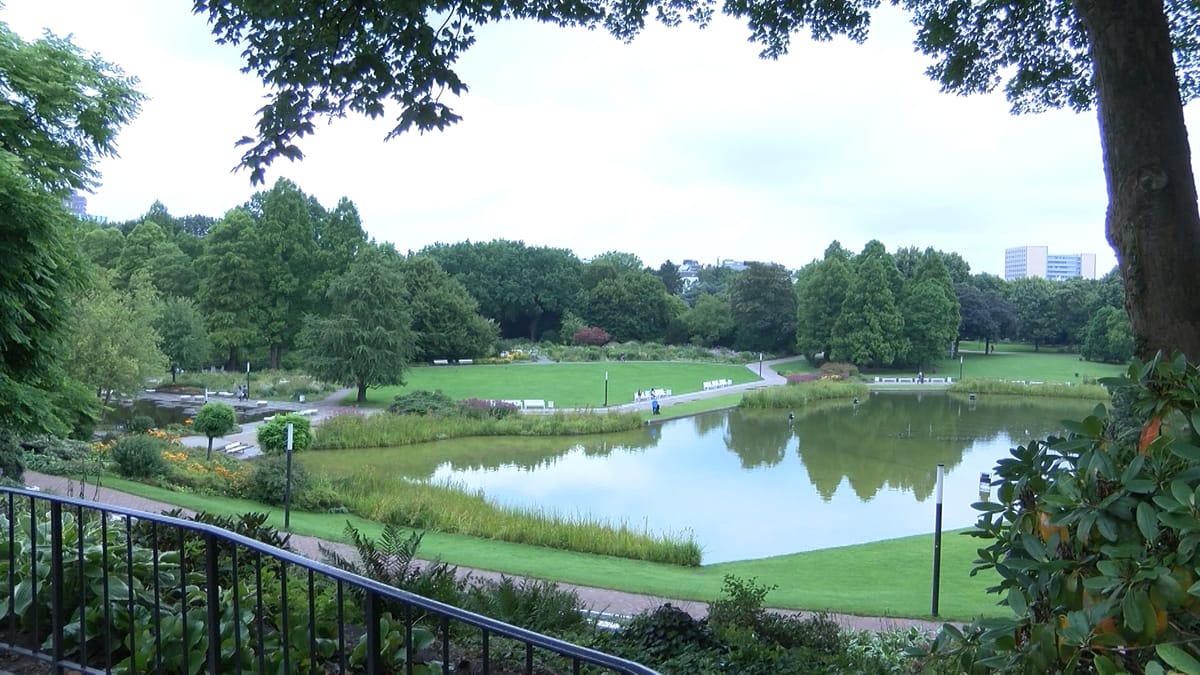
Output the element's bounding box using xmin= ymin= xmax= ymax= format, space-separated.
xmin=656 ymin=260 xmax=683 ymax=295
xmin=727 ymin=262 xmax=798 ymax=353
xmin=1009 ymin=276 xmax=1058 ymax=351
xmin=197 ymin=208 xmax=265 ymax=369
xmin=155 ymin=296 xmax=211 ymax=382
xmin=193 ymin=401 xmax=236 ymax=460
xmin=684 ymin=293 xmax=735 ymax=347
xmin=198 ymin=1 xmax=1200 ymax=362
xmin=583 ymin=271 xmax=674 ymax=342
xmin=795 ymin=243 xmax=852 ymax=362
xmin=425 ymin=240 xmax=583 ymax=340
xmin=954 ymin=282 xmax=1015 ymax=355
xmin=256 ymin=413 xmax=312 ymax=456
xmin=831 ymin=255 xmax=905 ymax=368
xmin=897 ymin=250 xmax=960 ymax=368
xmin=394 ymin=255 xmax=498 ymax=361
xmin=246 ymin=178 xmax=323 ymax=368
xmin=1081 ymin=305 xmax=1134 ymax=363
xmin=0 ymin=24 xmax=141 ymax=436
xmin=65 ymin=271 xmax=167 ymax=407
xmin=296 ymin=245 xmax=415 ymax=403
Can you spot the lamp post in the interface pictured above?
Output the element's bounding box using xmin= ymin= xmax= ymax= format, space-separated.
xmin=958 ymin=355 xmax=963 ymax=381
xmin=245 ymin=361 xmax=251 ymax=399
xmin=604 ymin=370 xmax=609 ymax=407
xmin=758 ymin=352 xmax=763 ymax=377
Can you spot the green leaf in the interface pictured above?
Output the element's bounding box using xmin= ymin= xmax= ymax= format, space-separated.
xmin=1169 ymin=440 xmax=1200 ymax=463
xmin=1171 ymin=480 xmax=1194 ymax=507
xmin=1137 ymin=502 xmax=1160 ymax=541
xmin=1121 ymin=588 xmax=1149 ymax=634
xmin=1007 ymin=587 xmax=1029 ymax=617
xmin=1157 ymin=644 xmax=1200 ymax=675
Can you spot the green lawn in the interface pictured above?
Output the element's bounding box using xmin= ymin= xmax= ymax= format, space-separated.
xmin=956 ymin=340 xmax=1077 ymax=354
xmin=362 ymin=362 xmax=760 ymax=408
xmin=101 ymin=476 xmax=1002 ymax=621
xmin=870 ymin=351 xmax=1125 ymax=384
xmin=770 ymin=357 xmax=818 ymax=375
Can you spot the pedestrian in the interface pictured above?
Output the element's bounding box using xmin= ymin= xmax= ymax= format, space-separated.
xmin=918 ymin=371 xmax=924 ymax=384
xmin=788 ymin=410 xmax=795 ymax=423
xmin=651 ymin=398 xmax=660 ymax=415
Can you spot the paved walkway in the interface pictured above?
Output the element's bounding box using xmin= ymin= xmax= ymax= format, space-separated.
xmin=75 ymin=359 xmax=949 ymax=633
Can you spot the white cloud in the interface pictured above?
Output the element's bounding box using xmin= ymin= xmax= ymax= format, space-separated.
xmin=3 ymin=0 xmax=1163 ymax=276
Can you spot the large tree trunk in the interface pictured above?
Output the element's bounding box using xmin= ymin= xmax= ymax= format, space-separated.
xmin=356 ymin=383 xmax=368 ymax=404
xmin=1075 ymin=0 xmax=1200 ymax=360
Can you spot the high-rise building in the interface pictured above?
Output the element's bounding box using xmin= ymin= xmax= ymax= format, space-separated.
xmin=1004 ymin=246 xmax=1096 ymax=281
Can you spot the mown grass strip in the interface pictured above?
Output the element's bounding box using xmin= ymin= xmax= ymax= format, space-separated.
xmin=95 ymin=476 xmax=1003 ymax=621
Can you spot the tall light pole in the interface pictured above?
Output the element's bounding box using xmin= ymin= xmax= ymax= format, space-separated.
xmin=958 ymin=355 xmax=963 ymax=382
xmin=604 ymin=370 xmax=609 ymax=407
xmin=246 ymin=361 xmax=251 ymax=398
xmin=758 ymin=352 xmax=763 ymax=377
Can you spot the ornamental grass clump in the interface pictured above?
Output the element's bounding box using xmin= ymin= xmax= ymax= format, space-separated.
xmin=740 ymin=380 xmax=867 ymax=409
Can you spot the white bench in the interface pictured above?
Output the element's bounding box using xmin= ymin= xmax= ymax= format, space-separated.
xmin=432 ymin=359 xmax=450 ymax=365
xmin=222 ymin=441 xmax=249 ymax=454
xmin=297 ymin=408 xmax=319 ymax=416
xmin=523 ymin=399 xmax=546 ymax=409
xmin=458 ymin=359 xmax=473 ymax=365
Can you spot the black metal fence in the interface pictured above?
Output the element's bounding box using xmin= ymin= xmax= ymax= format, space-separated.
xmin=0 ymin=487 xmax=660 ymax=674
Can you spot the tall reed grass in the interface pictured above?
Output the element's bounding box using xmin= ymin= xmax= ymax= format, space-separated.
xmin=739 ymin=380 xmax=869 ymax=409
xmin=333 ymin=470 xmax=703 ymax=566
xmin=313 ymin=411 xmax=645 ymax=449
xmin=948 ymin=378 xmax=1110 ymax=400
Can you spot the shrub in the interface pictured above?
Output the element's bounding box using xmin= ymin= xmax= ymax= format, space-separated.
xmin=456 ymin=398 xmax=519 ymax=420
xmin=918 ymin=353 xmax=1200 ymax=673
xmin=610 ymin=603 xmax=721 ymax=663
xmin=243 ymin=455 xmax=308 ymax=506
xmin=256 ymin=413 xmax=312 ymax=455
xmin=110 ymin=435 xmax=169 ymax=478
xmin=0 ymin=429 xmax=25 ymax=483
xmin=462 ymin=576 xmax=586 ymax=635
xmin=573 ymin=326 xmax=611 ymax=346
xmin=706 ymin=574 xmax=775 ymax=640
xmin=319 ymin=522 xmax=464 ymax=610
xmin=388 ymin=389 xmax=457 ymax=416
xmin=127 ymin=415 xmax=155 ymax=434
xmin=817 ymin=361 xmax=858 ymax=379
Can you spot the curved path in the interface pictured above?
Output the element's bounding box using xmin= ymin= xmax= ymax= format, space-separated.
xmin=78 ymin=359 xmax=949 ymax=633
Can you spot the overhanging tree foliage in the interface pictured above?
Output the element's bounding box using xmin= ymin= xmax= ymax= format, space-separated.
xmin=195 ymin=0 xmax=1200 ymax=361
xmin=0 ymin=23 xmax=141 ymax=436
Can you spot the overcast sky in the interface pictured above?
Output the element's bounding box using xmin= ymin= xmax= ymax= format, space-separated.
xmin=9 ymin=1 xmax=1184 ymax=277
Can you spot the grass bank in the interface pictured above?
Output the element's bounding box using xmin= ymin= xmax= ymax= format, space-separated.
xmin=949 ymin=378 xmax=1110 ymax=400
xmin=314 ymin=410 xmax=644 ymax=449
xmin=740 ymin=380 xmax=869 ymax=409
xmin=362 ymin=362 xmax=759 ymax=408
xmin=93 ymin=476 xmax=1002 ymax=621
xmin=877 ymin=351 xmax=1125 ymax=383
xmin=330 ymin=470 xmax=701 ymax=566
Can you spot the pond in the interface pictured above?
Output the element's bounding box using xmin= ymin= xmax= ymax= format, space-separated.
xmin=301 ymin=393 xmax=1099 ymax=563
xmin=103 ymin=397 xmax=281 ymax=428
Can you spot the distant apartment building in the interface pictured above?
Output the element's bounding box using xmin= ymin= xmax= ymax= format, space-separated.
xmin=1004 ymin=246 xmax=1096 ymax=281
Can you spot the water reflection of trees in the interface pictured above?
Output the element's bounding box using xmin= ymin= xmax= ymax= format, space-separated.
xmin=722 ymin=410 xmax=795 ymax=468
xmin=730 ymin=394 xmax=1094 ymax=502
xmin=303 ymin=427 xmax=661 ymax=480
xmin=692 ymin=411 xmax=727 ymax=438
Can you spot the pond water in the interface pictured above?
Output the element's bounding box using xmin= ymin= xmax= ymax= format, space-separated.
xmin=103 ymin=398 xmax=278 ymax=427
xmin=301 ymin=393 xmax=1098 ymax=563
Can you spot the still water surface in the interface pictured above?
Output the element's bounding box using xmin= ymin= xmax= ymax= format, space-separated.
xmin=303 ymin=393 xmax=1097 ymax=563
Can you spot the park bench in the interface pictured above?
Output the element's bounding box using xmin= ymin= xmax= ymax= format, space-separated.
xmin=432 ymin=359 xmax=450 ymax=365
xmin=222 ymin=441 xmax=249 ymax=455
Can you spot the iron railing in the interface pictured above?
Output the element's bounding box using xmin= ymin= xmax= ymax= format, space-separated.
xmin=0 ymin=486 xmax=659 ymax=674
